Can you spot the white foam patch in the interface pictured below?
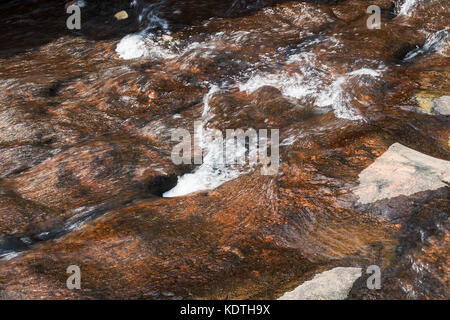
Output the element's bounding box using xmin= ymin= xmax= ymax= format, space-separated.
xmin=396 ymin=0 xmax=420 ymax=16
xmin=354 ymin=143 xmax=450 ymax=204
xmin=316 ymin=76 xmax=363 ymax=120
xmin=348 ymin=68 xmax=383 ymax=78
xmin=278 ymin=267 xmax=362 ymax=300
xmin=317 ymin=67 xmax=384 ymax=120
xmin=116 ymin=28 xmax=276 ymax=64
xmin=239 ymin=52 xmax=384 ymax=121
xmin=116 ymin=34 xmax=148 ymax=59
xmin=0 ymin=251 xmax=21 ymax=261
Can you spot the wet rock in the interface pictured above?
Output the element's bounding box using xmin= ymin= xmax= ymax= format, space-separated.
xmin=349 ymin=187 xmax=449 ymax=300
xmin=0 ymin=171 xmax=396 ymax=299
xmin=116 ymin=34 xmax=147 ymax=59
xmin=278 ymin=267 xmax=362 ymax=300
xmin=415 ymin=91 xmax=441 ymax=114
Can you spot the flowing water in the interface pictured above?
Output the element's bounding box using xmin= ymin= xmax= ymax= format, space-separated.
xmin=0 ymin=0 xmax=448 ymax=299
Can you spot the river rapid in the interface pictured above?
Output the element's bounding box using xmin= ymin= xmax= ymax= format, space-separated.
xmin=0 ymin=0 xmax=448 ymax=299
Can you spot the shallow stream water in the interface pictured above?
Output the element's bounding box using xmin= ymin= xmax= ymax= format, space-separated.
xmin=0 ymin=0 xmax=448 ymax=299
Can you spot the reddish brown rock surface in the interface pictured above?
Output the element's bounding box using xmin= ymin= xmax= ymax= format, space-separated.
xmin=0 ymin=0 xmax=448 ymax=299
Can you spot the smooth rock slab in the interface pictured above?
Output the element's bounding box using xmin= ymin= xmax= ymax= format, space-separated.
xmin=353 ymin=143 xmax=450 ymax=204
xmin=278 ymin=267 xmax=362 ymax=300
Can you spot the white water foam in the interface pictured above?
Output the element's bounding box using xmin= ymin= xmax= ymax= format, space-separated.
xmin=163 ymin=138 xmax=248 ymax=197
xmin=317 ymin=68 xmax=384 ymax=120
xmin=136 ymin=0 xmax=170 ymax=30
xmin=404 ymin=29 xmax=450 ymax=61
xmin=239 ymin=52 xmax=326 ymax=99
xmin=116 ymin=29 xmax=248 ymax=62
xmin=116 ymin=32 xmax=181 ymax=60
xmin=278 ymin=267 xmax=362 ymax=300
xmin=164 ymin=49 xmax=386 ymax=197
xmin=239 ymin=51 xmax=384 ymax=121
xmin=116 ymin=0 xmax=173 ymax=59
